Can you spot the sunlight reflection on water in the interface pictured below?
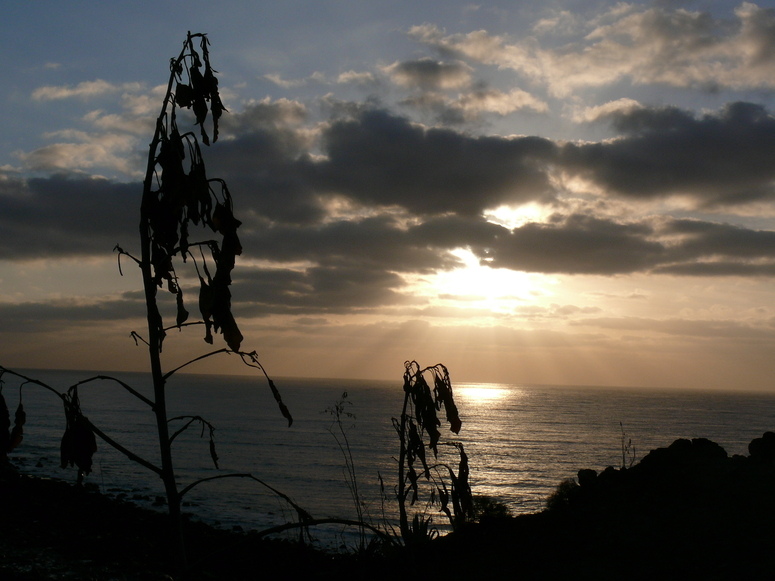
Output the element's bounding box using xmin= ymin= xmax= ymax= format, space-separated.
xmin=456 ymin=382 xmax=516 ymax=404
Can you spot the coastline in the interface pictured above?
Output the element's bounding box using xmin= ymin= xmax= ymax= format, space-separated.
xmin=4 ymin=433 xmax=775 ymax=580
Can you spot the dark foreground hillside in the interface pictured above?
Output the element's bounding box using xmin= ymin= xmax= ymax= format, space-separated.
xmin=3 ymin=433 xmax=775 ymax=580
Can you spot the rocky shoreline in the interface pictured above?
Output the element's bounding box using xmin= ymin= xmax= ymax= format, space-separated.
xmin=3 ymin=433 xmax=775 ymax=579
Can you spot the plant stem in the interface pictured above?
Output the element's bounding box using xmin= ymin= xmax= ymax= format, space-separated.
xmin=397 ymin=389 xmax=410 ymax=541
xmin=138 ymin=37 xmax=190 ymax=571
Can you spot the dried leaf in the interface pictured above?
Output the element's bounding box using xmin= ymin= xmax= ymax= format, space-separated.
xmin=8 ymin=402 xmax=25 ymax=451
xmin=219 ymin=312 xmax=243 ymax=351
xmin=434 ymin=371 xmax=461 ymax=434
xmin=267 ymin=378 xmax=293 ymax=427
xmin=209 ymin=436 xmax=219 ymax=469
xmin=190 ymin=66 xmax=209 ymax=126
xmin=175 ymin=83 xmax=194 ymax=108
xmin=176 ymin=289 xmax=189 ymax=327
xmin=61 ymin=389 xmax=97 ymax=477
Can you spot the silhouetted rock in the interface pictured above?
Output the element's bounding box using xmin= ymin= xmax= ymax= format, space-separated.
xmin=577 ymin=468 xmax=597 ymax=487
xmin=748 ymin=431 xmax=775 ymax=463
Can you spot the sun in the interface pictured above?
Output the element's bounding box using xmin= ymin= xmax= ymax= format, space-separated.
xmin=414 ymin=248 xmax=554 ymax=317
xmin=403 ymin=204 xmax=556 ymax=317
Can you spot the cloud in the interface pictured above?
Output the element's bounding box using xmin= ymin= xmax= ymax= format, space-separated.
xmin=264 ymin=73 xmax=308 ymax=89
xmin=233 ymin=264 xmax=416 ymax=315
xmin=32 ymin=80 xmax=143 ymax=101
xmin=454 ymin=87 xmax=549 ymax=116
xmin=0 ymin=172 xmax=140 ymax=260
xmin=317 ymin=108 xmax=558 ymax=215
xmin=405 ymin=86 xmax=549 ymax=123
xmin=383 ymin=58 xmax=473 ymax=90
xmin=0 ymin=296 xmax=146 ymax=331
xmin=568 ymin=98 xmax=643 ymax=123
xmin=476 ymin=212 xmax=775 ymax=277
xmin=479 ymin=213 xmax=665 ymax=275
xmin=337 ymin=70 xmax=378 ymax=86
xmin=264 ymin=72 xmax=326 ymax=88
xmin=18 ymin=132 xmax=141 ymax=175
xmin=411 ymin=3 xmax=775 ymax=96
xmin=562 ymin=102 xmax=775 ymax=206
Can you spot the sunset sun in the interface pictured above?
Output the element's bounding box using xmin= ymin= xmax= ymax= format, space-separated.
xmin=427 ymin=248 xmax=551 ymax=315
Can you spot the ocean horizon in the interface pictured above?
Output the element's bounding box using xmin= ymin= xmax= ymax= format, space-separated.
xmin=4 ymin=367 xmax=775 ymax=546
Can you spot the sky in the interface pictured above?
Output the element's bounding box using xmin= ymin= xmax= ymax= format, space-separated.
xmin=2 ymin=1 xmax=775 ymax=391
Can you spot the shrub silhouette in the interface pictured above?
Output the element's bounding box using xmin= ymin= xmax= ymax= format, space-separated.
xmin=392 ymin=361 xmax=474 ymax=544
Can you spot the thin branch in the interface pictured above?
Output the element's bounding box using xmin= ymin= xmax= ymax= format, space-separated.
xmin=162 ymin=348 xmax=230 ymax=380
xmin=163 ymin=321 xmax=205 ymax=333
xmin=179 ymin=473 xmax=312 ymax=523
xmin=168 ymin=416 xmax=199 ymax=443
xmin=68 ymin=375 xmax=155 ymax=409
xmin=251 ymin=518 xmax=396 ymax=545
xmin=0 ymin=366 xmax=162 ymax=476
xmin=168 ymin=414 xmax=214 ymax=443
xmin=81 ymin=416 xmax=163 ymax=476
xmin=113 ymin=244 xmax=141 ymax=271
xmin=0 ymin=366 xmax=67 ymax=401
xmin=130 ymin=331 xmax=150 ymax=347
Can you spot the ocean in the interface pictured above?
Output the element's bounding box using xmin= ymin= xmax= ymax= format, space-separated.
xmin=5 ymin=368 xmax=775 ymax=547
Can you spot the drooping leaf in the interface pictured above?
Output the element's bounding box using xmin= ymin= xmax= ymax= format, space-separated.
xmin=219 ymin=311 xmax=243 ymax=352
xmin=198 ymin=276 xmax=214 ymax=344
xmin=408 ymin=464 xmax=419 ymax=505
xmin=411 ymin=374 xmax=441 ymax=455
xmin=8 ymin=402 xmax=25 ymax=451
xmin=433 ymin=369 xmax=461 ymax=434
xmin=267 ymin=378 xmax=293 ymax=427
xmin=175 ymin=83 xmax=194 ymax=108
xmin=61 ymin=388 xmax=97 ymax=481
xmin=189 ymin=65 xmax=210 ymax=144
xmin=408 ymin=421 xmax=429 ymax=479
xmin=175 ymin=288 xmax=189 ymax=327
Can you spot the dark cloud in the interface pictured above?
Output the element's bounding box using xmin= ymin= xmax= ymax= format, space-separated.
xmin=0 ymin=295 xmax=146 ymax=331
xmin=318 ymin=109 xmax=558 ymax=215
xmin=384 ymin=58 xmax=472 ymax=90
xmin=478 ymin=213 xmax=665 ymax=274
xmin=207 ymin=101 xmax=321 ymax=225
xmin=664 ymin=219 xmax=775 ymax=260
xmin=0 ymin=173 xmax=139 ymax=260
xmin=474 ymin=214 xmax=775 ymax=277
xmin=243 ymin=215 xmax=461 ymax=272
xmin=564 ymin=102 xmax=775 ymax=206
xmin=232 ymin=264 xmax=415 ymax=315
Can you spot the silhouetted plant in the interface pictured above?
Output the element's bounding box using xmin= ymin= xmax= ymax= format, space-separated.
xmin=0 ymin=384 xmax=25 ymax=468
xmin=472 ymin=495 xmax=512 ymax=523
xmin=545 ymin=477 xmax=579 ymax=512
xmin=620 ymin=421 xmax=636 ymax=469
xmin=392 ymin=361 xmax=473 ymax=544
xmin=323 ymin=391 xmax=369 ymax=549
xmin=1 ymin=32 xmax=297 ymax=572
